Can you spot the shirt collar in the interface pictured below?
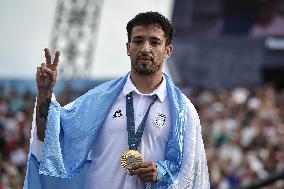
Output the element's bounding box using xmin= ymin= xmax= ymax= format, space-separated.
xmin=122 ymin=73 xmax=167 ymax=102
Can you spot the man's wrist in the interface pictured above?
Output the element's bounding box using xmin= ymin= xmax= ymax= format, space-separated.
xmin=37 ymin=90 xmax=52 ymax=103
xmin=38 ymin=97 xmax=51 ymax=118
xmin=37 ymin=90 xmax=52 ymax=119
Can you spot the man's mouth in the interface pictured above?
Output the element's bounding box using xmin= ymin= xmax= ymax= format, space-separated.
xmin=137 ymin=56 xmax=153 ymax=62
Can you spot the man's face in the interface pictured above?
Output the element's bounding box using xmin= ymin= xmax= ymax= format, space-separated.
xmin=127 ymin=24 xmax=172 ymax=75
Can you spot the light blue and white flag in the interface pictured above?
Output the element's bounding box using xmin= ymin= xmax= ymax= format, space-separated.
xmin=23 ymin=74 xmax=210 ymax=189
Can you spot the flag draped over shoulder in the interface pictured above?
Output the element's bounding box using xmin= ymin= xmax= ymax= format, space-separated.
xmin=23 ymin=74 xmax=210 ymax=189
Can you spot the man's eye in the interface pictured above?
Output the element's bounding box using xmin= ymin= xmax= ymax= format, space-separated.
xmin=133 ymin=40 xmax=142 ymax=44
xmin=151 ymin=41 xmax=160 ymax=45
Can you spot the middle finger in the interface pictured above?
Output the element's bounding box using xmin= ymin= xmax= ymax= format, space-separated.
xmin=133 ymin=167 xmax=153 ymax=175
xmin=44 ymin=48 xmax=52 ymax=65
xmin=53 ymin=51 xmax=60 ymax=67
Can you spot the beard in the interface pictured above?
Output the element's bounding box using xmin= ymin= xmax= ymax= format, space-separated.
xmin=131 ymin=55 xmax=162 ymax=75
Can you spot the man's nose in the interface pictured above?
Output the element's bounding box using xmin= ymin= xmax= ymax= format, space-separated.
xmin=141 ymin=41 xmax=151 ymax=52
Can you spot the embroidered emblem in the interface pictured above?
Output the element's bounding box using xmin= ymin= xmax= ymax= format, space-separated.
xmin=113 ymin=108 xmax=123 ymax=118
xmin=155 ymin=113 xmax=166 ymax=128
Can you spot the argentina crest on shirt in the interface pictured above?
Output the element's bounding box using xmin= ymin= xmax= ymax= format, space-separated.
xmin=154 ymin=113 xmax=166 ymax=128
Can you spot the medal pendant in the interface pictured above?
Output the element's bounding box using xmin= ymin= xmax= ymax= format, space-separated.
xmin=120 ymin=150 xmax=143 ymax=171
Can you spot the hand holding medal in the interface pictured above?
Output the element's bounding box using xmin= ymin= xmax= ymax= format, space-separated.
xmin=120 ymin=150 xmax=157 ymax=182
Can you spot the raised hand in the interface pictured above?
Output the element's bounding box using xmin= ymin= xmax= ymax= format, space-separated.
xmin=36 ymin=48 xmax=60 ymax=97
xmin=36 ymin=48 xmax=60 ymax=141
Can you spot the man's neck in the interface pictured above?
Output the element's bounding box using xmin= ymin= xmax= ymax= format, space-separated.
xmin=130 ymin=72 xmax=163 ymax=94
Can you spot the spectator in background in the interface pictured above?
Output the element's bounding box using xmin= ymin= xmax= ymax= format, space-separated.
xmin=250 ymin=0 xmax=284 ymax=37
xmin=0 ymin=89 xmax=33 ymax=189
xmin=192 ymin=84 xmax=284 ymax=189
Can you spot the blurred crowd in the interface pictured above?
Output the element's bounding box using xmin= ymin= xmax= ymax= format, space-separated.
xmin=187 ymin=84 xmax=284 ymax=189
xmin=0 ymin=88 xmax=33 ymax=189
xmin=173 ymin=0 xmax=284 ymax=38
xmin=0 ymin=83 xmax=284 ymax=189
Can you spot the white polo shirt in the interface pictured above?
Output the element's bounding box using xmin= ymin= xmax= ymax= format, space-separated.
xmin=32 ymin=74 xmax=172 ymax=189
xmin=84 ymin=74 xmax=171 ymax=189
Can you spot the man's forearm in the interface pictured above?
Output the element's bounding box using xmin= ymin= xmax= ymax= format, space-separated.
xmin=36 ymin=91 xmax=52 ymax=141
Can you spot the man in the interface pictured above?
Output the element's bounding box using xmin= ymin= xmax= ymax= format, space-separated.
xmin=24 ymin=12 xmax=209 ymax=189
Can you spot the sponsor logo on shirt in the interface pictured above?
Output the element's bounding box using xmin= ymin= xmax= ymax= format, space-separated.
xmin=113 ymin=108 xmax=123 ymax=118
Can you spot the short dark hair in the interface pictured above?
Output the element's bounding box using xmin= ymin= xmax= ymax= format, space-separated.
xmin=126 ymin=11 xmax=174 ymax=45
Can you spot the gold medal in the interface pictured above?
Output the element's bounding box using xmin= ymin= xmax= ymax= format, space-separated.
xmin=120 ymin=150 xmax=143 ymax=171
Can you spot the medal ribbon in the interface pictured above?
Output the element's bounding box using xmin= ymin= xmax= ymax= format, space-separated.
xmin=126 ymin=92 xmax=158 ymax=150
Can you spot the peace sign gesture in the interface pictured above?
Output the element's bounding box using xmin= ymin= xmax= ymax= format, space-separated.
xmin=36 ymin=48 xmax=60 ymax=97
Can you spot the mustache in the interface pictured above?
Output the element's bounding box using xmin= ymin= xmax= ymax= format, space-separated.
xmin=137 ymin=53 xmax=154 ymax=61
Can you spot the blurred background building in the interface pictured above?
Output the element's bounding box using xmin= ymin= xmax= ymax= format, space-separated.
xmin=0 ymin=0 xmax=284 ymax=188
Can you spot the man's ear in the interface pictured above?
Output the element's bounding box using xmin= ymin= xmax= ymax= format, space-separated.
xmin=164 ymin=45 xmax=173 ymax=59
xmin=126 ymin=42 xmax=130 ymax=56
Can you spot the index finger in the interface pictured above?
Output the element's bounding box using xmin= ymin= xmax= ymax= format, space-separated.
xmin=131 ymin=166 xmax=155 ymax=176
xmin=130 ymin=162 xmax=152 ymax=170
xmin=44 ymin=48 xmax=52 ymax=65
xmin=53 ymin=51 xmax=60 ymax=67
xmin=130 ymin=164 xmax=141 ymax=171
xmin=139 ymin=162 xmax=154 ymax=168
